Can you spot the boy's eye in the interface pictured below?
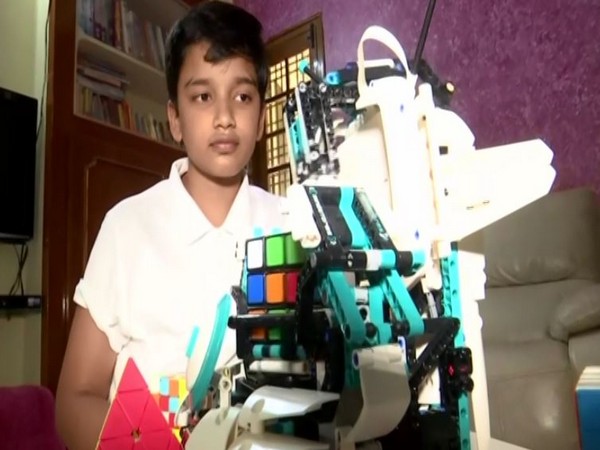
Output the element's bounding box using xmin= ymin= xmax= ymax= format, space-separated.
xmin=236 ymin=93 xmax=252 ymax=103
xmin=194 ymin=93 xmax=211 ymax=102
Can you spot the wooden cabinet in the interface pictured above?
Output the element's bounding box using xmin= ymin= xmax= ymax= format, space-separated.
xmin=42 ymin=0 xmax=188 ymax=393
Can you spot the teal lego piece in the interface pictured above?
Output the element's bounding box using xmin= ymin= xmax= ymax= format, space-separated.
xmin=188 ymin=292 xmax=232 ymax=413
xmin=411 ymin=249 xmax=426 ymax=272
xmin=186 ymin=325 xmax=200 ymax=358
xmin=252 ymin=343 xmax=307 ymax=360
xmin=441 ymin=243 xmax=470 ymax=450
xmin=292 ymin=117 xmax=310 ymax=160
xmin=366 ymin=285 xmax=392 ymax=345
xmin=324 ymin=272 xmax=366 ymax=347
xmin=382 ymin=270 xmax=425 ymax=336
xmin=289 ymin=120 xmax=303 ymax=163
xmin=299 ymin=59 xmax=310 ymax=74
xmin=380 ymin=249 xmax=397 ymax=269
xmin=339 ymin=187 xmax=369 ymax=248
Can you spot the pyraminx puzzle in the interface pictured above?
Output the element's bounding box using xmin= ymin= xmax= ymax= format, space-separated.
xmin=96 ymin=358 xmax=183 ymax=450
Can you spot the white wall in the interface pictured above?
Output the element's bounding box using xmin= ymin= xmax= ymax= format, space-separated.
xmin=0 ymin=0 xmax=50 ymax=386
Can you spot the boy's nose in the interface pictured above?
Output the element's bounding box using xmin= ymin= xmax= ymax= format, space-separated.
xmin=214 ymin=102 xmax=235 ymax=129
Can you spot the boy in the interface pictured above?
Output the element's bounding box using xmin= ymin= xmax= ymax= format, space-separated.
xmin=55 ymin=3 xmax=287 ymax=449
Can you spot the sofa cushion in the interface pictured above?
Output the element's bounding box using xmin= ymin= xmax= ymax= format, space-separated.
xmin=483 ymin=188 xmax=600 ymax=287
xmin=568 ymin=329 xmax=600 ymax=375
xmin=549 ymin=284 xmax=600 ymax=342
xmin=484 ymin=340 xmax=579 ymax=450
xmin=480 ymin=279 xmax=595 ymax=343
xmin=484 ymin=338 xmax=570 ymax=380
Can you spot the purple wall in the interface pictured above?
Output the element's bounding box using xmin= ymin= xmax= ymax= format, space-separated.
xmin=236 ymin=0 xmax=600 ymax=195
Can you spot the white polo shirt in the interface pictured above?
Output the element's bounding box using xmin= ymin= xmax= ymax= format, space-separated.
xmin=73 ymin=157 xmax=288 ymax=402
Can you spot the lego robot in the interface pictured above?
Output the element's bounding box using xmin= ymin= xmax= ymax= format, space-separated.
xmin=181 ymin=23 xmax=555 ymax=450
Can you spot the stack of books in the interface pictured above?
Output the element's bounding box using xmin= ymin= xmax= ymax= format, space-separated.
xmin=75 ymin=57 xmax=173 ymax=145
xmin=78 ymin=0 xmax=167 ymax=70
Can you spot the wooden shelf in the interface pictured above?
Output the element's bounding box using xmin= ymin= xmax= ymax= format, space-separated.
xmin=126 ymin=0 xmax=189 ymax=30
xmin=76 ymin=27 xmax=168 ymax=105
xmin=74 ymin=112 xmax=182 ymax=152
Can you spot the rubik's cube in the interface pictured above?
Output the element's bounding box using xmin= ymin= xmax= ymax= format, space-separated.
xmin=238 ymin=231 xmax=307 ymax=356
xmin=153 ymin=375 xmax=187 ymax=442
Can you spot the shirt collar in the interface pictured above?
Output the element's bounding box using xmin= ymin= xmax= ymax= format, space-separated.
xmin=168 ymin=158 xmax=253 ymax=245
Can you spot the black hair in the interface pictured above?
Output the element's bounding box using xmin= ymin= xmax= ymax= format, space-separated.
xmin=165 ymin=1 xmax=269 ymax=104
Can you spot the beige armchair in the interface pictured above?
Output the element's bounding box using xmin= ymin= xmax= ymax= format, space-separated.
xmin=479 ymin=187 xmax=600 ymax=450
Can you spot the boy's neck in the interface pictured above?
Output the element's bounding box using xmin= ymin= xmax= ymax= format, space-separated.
xmin=182 ymin=165 xmax=244 ymax=228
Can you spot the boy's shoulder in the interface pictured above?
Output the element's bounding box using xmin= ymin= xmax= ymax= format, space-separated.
xmin=103 ymin=177 xmax=173 ymax=229
xmin=247 ymin=183 xmax=286 ymax=209
xmin=246 ymin=183 xmax=290 ymax=229
xmin=101 ymin=167 xmax=290 ymax=232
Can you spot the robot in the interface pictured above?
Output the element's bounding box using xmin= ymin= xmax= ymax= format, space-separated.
xmin=180 ymin=21 xmax=556 ymax=450
xmin=93 ymin=2 xmax=555 ymax=447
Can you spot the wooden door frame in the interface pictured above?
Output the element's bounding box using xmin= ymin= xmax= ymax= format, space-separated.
xmin=250 ymin=13 xmax=325 ymax=190
xmin=40 ymin=0 xmax=77 ymax=393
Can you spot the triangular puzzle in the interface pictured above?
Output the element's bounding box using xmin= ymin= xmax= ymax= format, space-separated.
xmin=96 ymin=358 xmax=183 ymax=450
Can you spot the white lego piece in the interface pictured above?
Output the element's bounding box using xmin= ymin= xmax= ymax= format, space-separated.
xmin=186 ymin=366 xmax=241 ymax=450
xmin=247 ymin=359 xmax=310 ymax=374
xmin=237 ymin=386 xmax=340 ymax=434
xmin=186 ymin=406 xmax=242 ymax=450
xmin=229 ymin=432 xmax=330 ymax=450
xmin=286 ymin=183 xmax=322 ymax=249
xmin=432 ymin=139 xmax=556 ymax=242
xmin=337 ymin=344 xmax=410 ymax=446
xmin=458 ymin=232 xmax=490 ymax=450
xmin=416 ymin=345 xmax=441 ymax=406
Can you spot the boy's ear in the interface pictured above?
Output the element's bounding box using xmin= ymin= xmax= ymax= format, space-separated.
xmin=167 ymin=100 xmax=183 ymax=144
xmin=256 ymin=103 xmax=266 ymax=142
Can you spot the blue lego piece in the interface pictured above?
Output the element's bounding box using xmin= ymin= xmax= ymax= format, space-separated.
xmin=325 ymin=70 xmax=342 ymax=85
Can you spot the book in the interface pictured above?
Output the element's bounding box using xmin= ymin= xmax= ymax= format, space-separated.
xmin=576 ymin=366 xmax=600 ymax=450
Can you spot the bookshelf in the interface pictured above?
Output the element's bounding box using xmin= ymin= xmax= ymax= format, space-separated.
xmin=42 ymin=0 xmax=207 ymax=394
xmin=74 ymin=0 xmax=191 ymax=147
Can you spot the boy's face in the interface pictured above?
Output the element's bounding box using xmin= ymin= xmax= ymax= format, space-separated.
xmin=167 ymin=41 xmax=265 ymax=183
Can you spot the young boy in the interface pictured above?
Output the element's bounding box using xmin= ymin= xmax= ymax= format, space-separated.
xmin=55 ymin=3 xmax=287 ymax=449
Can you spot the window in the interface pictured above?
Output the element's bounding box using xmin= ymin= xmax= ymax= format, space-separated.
xmin=249 ymin=15 xmax=325 ymax=195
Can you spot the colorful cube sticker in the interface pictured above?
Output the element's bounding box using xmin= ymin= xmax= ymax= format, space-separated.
xmin=246 ymin=239 xmax=264 ymax=270
xmin=247 ymin=274 xmax=265 ymax=305
xmin=266 ymin=235 xmax=286 ymax=267
xmin=284 ymin=234 xmax=306 ymax=265
xmin=266 ymin=273 xmax=285 ymax=304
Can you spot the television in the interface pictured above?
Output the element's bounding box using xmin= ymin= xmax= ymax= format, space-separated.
xmin=0 ymin=86 xmax=38 ymax=243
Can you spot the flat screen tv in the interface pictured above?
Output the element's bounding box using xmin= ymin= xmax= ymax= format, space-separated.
xmin=0 ymin=86 xmax=38 ymax=243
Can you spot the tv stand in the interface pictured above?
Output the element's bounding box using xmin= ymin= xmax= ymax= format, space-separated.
xmin=0 ymin=295 xmax=42 ymax=317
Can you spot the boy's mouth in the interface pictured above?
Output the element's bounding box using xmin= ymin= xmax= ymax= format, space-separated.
xmin=210 ymin=136 xmax=240 ymax=154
